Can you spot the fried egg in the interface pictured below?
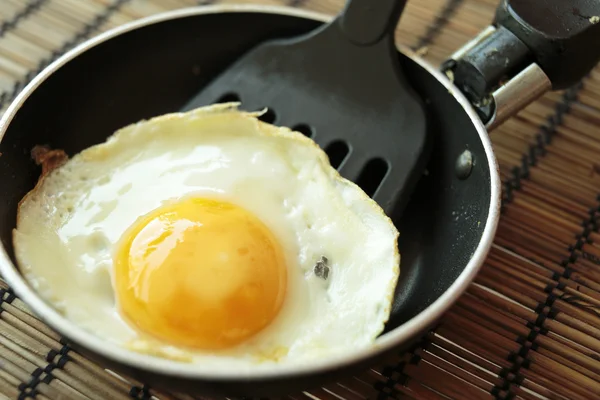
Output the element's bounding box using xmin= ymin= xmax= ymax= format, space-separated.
xmin=13 ymin=103 xmax=400 ymax=367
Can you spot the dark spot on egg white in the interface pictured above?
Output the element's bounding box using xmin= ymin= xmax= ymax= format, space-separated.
xmin=314 ymin=256 xmax=330 ymax=280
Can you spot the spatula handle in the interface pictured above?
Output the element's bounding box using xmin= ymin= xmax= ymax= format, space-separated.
xmin=338 ymin=0 xmax=408 ymax=46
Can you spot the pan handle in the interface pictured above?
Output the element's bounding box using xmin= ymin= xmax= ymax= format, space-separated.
xmin=442 ymin=0 xmax=600 ymax=130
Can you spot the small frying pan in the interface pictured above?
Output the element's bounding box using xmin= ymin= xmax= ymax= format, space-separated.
xmin=0 ymin=0 xmax=599 ymax=397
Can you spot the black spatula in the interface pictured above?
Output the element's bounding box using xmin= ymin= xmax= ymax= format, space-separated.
xmin=182 ymin=0 xmax=430 ymax=219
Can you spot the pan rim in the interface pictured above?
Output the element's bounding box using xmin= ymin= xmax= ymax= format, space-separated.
xmin=0 ymin=4 xmax=501 ymax=380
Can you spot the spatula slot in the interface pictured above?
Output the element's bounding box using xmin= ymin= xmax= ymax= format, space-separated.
xmin=325 ymin=140 xmax=350 ymax=169
xmin=216 ymin=92 xmax=240 ymax=103
xmin=355 ymin=157 xmax=389 ymax=197
xmin=258 ymin=108 xmax=277 ymax=124
xmin=291 ymin=124 xmax=313 ymax=138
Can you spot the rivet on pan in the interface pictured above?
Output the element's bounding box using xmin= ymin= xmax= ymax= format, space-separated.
xmin=455 ymin=150 xmax=473 ymax=180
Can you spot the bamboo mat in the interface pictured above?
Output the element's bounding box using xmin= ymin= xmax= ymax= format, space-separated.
xmin=0 ymin=0 xmax=599 ymax=399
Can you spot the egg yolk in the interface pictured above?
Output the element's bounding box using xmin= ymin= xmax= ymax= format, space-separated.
xmin=114 ymin=198 xmax=287 ymax=350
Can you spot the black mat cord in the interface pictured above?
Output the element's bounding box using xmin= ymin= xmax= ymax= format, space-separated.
xmin=493 ymin=214 xmax=598 ymax=400
xmin=375 ymin=339 xmax=428 ymax=400
xmin=0 ymin=0 xmax=46 ymax=39
xmin=560 ymin=204 xmax=600 ymax=314
xmin=17 ymin=344 xmax=73 ymax=400
xmin=0 ymin=287 xmax=16 ymax=306
xmin=0 ymin=0 xmax=132 ymax=111
xmin=492 ymin=88 xmax=600 ymax=398
xmin=578 ymin=200 xmax=599 ymax=266
xmin=412 ymin=0 xmax=464 ymax=51
xmin=493 ymin=71 xmax=594 ymax=400
xmin=501 ymin=81 xmax=584 ymax=208
xmin=129 ymin=383 xmax=152 ymax=399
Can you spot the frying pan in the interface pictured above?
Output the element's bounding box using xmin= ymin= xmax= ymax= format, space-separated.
xmin=0 ymin=1 xmax=598 ymax=397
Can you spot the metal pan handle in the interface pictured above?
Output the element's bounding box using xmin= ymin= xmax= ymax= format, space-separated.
xmin=442 ymin=0 xmax=600 ymax=131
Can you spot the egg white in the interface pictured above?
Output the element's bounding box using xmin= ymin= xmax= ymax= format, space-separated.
xmin=13 ymin=103 xmax=400 ymax=367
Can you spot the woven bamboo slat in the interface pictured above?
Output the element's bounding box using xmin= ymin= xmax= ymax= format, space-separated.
xmin=0 ymin=0 xmax=599 ymax=399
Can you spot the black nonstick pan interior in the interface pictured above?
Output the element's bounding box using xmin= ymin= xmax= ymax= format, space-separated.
xmin=0 ymin=8 xmax=494 ymax=394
